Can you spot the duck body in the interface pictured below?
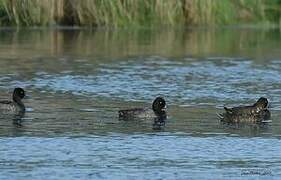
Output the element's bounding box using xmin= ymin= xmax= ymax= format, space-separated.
xmin=0 ymin=88 xmax=25 ymax=115
xmin=119 ymin=97 xmax=167 ymax=120
xmin=119 ymin=108 xmax=159 ymax=119
xmin=219 ymin=108 xmax=270 ymax=123
xmin=0 ymin=100 xmax=24 ymax=113
xmin=218 ymin=97 xmax=270 ymax=123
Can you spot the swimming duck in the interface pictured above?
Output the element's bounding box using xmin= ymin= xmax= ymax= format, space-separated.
xmin=0 ymin=88 xmax=26 ymax=115
xmin=119 ymin=97 xmax=167 ymax=120
xmin=218 ymin=97 xmax=270 ymax=123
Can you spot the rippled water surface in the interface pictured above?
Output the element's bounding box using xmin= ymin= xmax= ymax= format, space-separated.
xmin=0 ymin=28 xmax=281 ymax=179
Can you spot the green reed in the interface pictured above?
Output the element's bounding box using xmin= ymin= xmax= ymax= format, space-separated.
xmin=0 ymin=0 xmax=280 ymax=27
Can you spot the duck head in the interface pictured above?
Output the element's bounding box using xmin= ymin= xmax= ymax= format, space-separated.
xmin=13 ymin=88 xmax=25 ymax=101
xmin=152 ymin=97 xmax=166 ymax=115
xmin=255 ymin=97 xmax=269 ymax=109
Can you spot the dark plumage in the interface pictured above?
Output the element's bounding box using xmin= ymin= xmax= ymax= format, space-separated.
xmin=218 ymin=97 xmax=271 ymax=123
xmin=119 ymin=97 xmax=167 ymax=120
xmin=0 ymin=88 xmax=26 ymax=115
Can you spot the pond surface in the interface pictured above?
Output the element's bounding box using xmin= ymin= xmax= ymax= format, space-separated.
xmin=0 ymin=27 xmax=281 ymax=179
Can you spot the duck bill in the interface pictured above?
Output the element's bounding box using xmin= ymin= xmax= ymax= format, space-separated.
xmin=161 ymin=106 xmax=167 ymax=111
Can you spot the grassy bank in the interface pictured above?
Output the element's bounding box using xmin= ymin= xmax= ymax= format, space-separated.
xmin=0 ymin=0 xmax=280 ymax=27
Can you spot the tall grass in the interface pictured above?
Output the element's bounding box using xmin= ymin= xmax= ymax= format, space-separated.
xmin=0 ymin=0 xmax=280 ymax=27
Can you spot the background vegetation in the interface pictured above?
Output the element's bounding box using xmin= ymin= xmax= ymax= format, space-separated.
xmin=0 ymin=0 xmax=280 ymax=27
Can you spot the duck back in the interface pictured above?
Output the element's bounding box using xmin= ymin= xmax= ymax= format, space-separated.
xmin=119 ymin=108 xmax=156 ymax=120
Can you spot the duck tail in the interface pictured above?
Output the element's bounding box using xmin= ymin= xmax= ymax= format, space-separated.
xmin=118 ymin=110 xmax=125 ymax=118
xmin=224 ymin=107 xmax=233 ymax=114
xmin=216 ymin=113 xmax=224 ymax=120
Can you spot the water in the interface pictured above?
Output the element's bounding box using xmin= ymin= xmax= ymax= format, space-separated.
xmin=0 ymin=27 xmax=281 ymax=179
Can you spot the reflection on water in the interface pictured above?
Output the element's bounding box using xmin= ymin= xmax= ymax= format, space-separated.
xmin=0 ymin=28 xmax=280 ymax=59
xmin=0 ymin=28 xmax=281 ymax=179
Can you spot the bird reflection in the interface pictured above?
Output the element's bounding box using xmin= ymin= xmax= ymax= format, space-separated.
xmin=152 ymin=115 xmax=166 ymax=130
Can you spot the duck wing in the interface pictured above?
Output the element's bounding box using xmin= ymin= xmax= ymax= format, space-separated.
xmin=0 ymin=100 xmax=16 ymax=112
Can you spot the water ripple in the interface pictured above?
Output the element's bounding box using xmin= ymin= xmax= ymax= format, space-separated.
xmin=0 ymin=135 xmax=280 ymax=179
xmin=31 ymin=57 xmax=281 ymax=106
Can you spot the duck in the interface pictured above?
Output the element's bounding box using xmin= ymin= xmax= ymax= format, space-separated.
xmin=0 ymin=88 xmax=26 ymax=115
xmin=119 ymin=97 xmax=167 ymax=120
xmin=218 ymin=97 xmax=271 ymax=123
